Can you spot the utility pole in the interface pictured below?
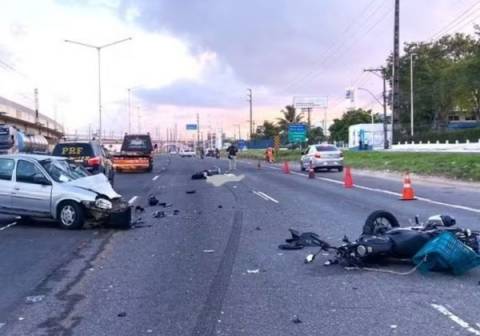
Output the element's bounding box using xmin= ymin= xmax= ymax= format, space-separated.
xmin=34 ymin=88 xmax=39 ymax=124
xmin=364 ymin=68 xmax=389 ymax=149
xmin=128 ymin=88 xmax=132 ymax=134
xmin=247 ymin=88 xmax=253 ymax=139
xmin=196 ymin=113 xmax=200 ymax=149
xmin=410 ymin=53 xmax=415 ymax=137
xmin=392 ymin=0 xmax=400 ymax=141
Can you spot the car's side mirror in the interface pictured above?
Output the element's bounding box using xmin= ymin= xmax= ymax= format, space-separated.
xmin=33 ymin=174 xmax=51 ymax=185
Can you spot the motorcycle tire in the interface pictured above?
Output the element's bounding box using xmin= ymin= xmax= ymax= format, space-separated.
xmin=362 ymin=210 xmax=400 ymax=235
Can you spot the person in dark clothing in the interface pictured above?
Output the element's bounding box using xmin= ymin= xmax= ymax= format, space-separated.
xmin=215 ymin=148 xmax=220 ymax=159
xmin=226 ymin=144 xmax=238 ymax=171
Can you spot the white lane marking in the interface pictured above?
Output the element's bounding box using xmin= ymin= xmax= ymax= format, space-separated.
xmin=128 ymin=196 xmax=138 ymax=205
xmin=0 ymin=222 xmax=17 ymax=231
xmin=257 ymin=191 xmax=279 ymax=204
xmin=0 ymin=322 xmax=5 ymax=329
xmin=152 ymin=175 xmax=159 ymax=181
xmin=253 ymin=190 xmax=269 ymax=201
xmin=431 ymin=304 xmax=480 ymax=335
xmin=270 ymin=165 xmax=480 ymax=214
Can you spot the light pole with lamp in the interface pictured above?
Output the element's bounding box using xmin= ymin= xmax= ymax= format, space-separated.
xmin=64 ymin=37 xmax=132 ymax=142
xmin=357 ymin=87 xmax=384 ymax=124
xmin=410 ymin=53 xmax=417 ymax=137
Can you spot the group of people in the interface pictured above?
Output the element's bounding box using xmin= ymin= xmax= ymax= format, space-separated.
xmin=196 ymin=145 xmax=238 ymax=171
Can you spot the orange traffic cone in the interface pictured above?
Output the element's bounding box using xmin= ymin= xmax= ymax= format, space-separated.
xmin=308 ymin=162 xmax=315 ymax=179
xmin=344 ymin=166 xmax=353 ymax=188
xmin=283 ymin=161 xmax=291 ymax=174
xmin=401 ymin=172 xmax=416 ymax=200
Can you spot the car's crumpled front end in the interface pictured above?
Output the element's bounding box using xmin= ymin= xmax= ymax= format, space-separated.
xmin=65 ymin=174 xmax=132 ymax=228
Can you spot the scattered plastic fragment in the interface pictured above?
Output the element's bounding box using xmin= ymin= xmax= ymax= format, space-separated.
xmin=148 ymin=196 xmax=159 ymax=206
xmin=135 ymin=206 xmax=145 ymax=213
xmin=255 ymin=226 xmax=262 ymax=231
xmin=186 ymin=190 xmax=196 ymax=194
xmin=117 ymin=312 xmax=127 ymax=317
xmin=173 ymin=210 xmax=180 ymax=215
xmin=18 ymin=317 xmax=24 ymax=321
xmin=390 ymin=325 xmax=397 ymax=329
xmin=247 ymin=269 xmax=260 ymax=274
xmin=218 ymin=205 xmax=223 ymax=209
xmin=203 ymin=250 xmax=215 ymax=253
xmin=153 ymin=211 xmax=166 ymax=218
xmin=25 ymin=295 xmax=45 ymax=304
xmin=292 ymin=315 xmax=302 ymax=324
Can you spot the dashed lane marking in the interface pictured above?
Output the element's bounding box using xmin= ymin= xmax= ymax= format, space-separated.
xmin=128 ymin=196 xmax=138 ymax=205
xmin=431 ymin=304 xmax=480 ymax=335
xmin=0 ymin=222 xmax=17 ymax=231
xmin=257 ymin=191 xmax=279 ymax=204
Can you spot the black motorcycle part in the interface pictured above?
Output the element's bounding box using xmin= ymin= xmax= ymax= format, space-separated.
xmin=363 ymin=210 xmax=400 ymax=235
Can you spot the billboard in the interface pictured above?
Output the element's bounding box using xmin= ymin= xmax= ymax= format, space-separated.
xmin=293 ymin=96 xmax=328 ymax=109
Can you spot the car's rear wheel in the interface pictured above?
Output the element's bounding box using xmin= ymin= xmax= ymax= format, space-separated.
xmin=57 ymin=201 xmax=85 ymax=230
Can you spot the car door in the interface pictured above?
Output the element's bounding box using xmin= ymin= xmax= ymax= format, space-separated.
xmin=11 ymin=159 xmax=52 ymax=216
xmin=0 ymin=158 xmax=15 ymax=212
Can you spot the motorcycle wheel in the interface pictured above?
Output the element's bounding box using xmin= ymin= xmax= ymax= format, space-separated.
xmin=362 ymin=210 xmax=400 ymax=235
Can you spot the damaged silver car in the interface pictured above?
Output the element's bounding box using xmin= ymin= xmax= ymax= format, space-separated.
xmin=0 ymin=154 xmax=131 ymax=229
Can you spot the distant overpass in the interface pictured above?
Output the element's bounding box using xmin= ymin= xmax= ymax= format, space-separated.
xmin=0 ymin=96 xmax=64 ymax=141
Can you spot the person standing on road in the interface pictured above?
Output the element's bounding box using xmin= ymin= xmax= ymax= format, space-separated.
xmin=226 ymin=144 xmax=238 ymax=171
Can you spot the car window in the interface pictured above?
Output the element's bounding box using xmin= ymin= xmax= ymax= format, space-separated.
xmin=40 ymin=159 xmax=77 ymax=182
xmin=315 ymin=146 xmax=338 ymax=152
xmin=52 ymin=143 xmax=94 ymax=157
xmin=308 ymin=146 xmax=316 ymax=154
xmin=0 ymin=158 xmax=14 ymax=181
xmin=16 ymin=160 xmax=46 ymax=184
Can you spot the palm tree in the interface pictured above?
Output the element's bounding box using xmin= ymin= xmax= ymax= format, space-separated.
xmin=277 ymin=105 xmax=304 ymax=132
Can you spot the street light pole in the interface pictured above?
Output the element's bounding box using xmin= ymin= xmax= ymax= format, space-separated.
xmin=364 ymin=68 xmax=389 ymax=149
xmin=410 ymin=53 xmax=416 ymax=137
xmin=65 ymin=37 xmax=132 ymax=142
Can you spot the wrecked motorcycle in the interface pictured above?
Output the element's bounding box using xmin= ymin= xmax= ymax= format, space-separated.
xmin=304 ymin=210 xmax=480 ymax=272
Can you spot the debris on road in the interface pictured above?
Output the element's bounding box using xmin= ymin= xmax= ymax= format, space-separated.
xmin=25 ymin=295 xmax=45 ymax=304
xmin=247 ymin=269 xmax=260 ymax=274
xmin=218 ymin=205 xmax=223 ymax=209
xmin=117 ymin=312 xmax=127 ymax=317
xmin=203 ymin=250 xmax=215 ymax=253
xmin=278 ymin=229 xmax=323 ymax=250
xmin=292 ymin=315 xmax=302 ymax=324
xmin=255 ymin=226 xmax=262 ymax=231
xmin=186 ymin=190 xmax=196 ymax=194
xmin=148 ymin=195 xmax=159 ymax=206
xmin=135 ymin=206 xmax=145 ymax=213
xmin=153 ymin=211 xmax=166 ymax=218
xmin=173 ymin=210 xmax=180 ymax=216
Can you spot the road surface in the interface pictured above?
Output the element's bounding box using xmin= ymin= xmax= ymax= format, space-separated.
xmin=0 ymin=155 xmax=479 ymax=336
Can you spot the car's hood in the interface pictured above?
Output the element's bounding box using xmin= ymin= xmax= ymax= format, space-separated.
xmin=65 ymin=174 xmax=120 ymax=199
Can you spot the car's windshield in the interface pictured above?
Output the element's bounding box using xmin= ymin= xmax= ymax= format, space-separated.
xmin=40 ymin=159 xmax=81 ymax=183
xmin=315 ymin=146 xmax=338 ymax=152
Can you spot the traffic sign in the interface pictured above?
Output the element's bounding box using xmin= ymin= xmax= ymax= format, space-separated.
xmin=288 ymin=124 xmax=307 ymax=143
xmin=186 ymin=124 xmax=198 ymax=131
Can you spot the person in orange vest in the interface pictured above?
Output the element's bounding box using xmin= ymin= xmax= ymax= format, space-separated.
xmin=265 ymin=147 xmax=274 ymax=163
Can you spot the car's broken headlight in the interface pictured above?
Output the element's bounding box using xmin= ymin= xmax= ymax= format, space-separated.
xmin=95 ymin=198 xmax=112 ymax=210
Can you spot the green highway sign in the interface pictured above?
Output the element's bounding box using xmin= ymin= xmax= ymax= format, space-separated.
xmin=288 ymin=124 xmax=307 ymax=143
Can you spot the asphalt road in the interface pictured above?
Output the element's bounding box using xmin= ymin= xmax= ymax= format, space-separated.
xmin=1 ymin=155 xmax=480 ymax=336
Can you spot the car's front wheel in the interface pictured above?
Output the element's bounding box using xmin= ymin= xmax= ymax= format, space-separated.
xmin=57 ymin=201 xmax=85 ymax=230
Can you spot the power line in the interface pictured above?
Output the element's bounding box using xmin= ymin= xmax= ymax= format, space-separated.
xmin=278 ymin=0 xmax=387 ymax=94
xmin=430 ymin=0 xmax=480 ymax=40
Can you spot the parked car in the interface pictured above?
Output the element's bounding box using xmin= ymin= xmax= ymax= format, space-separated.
xmin=52 ymin=141 xmax=115 ymax=184
xmin=179 ymin=148 xmax=196 ymax=158
xmin=300 ymin=144 xmax=343 ymax=172
xmin=0 ymin=154 xmax=130 ymax=229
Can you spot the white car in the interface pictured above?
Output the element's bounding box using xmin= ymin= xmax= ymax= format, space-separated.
xmin=300 ymin=144 xmax=343 ymax=172
xmin=179 ymin=149 xmax=196 ymax=158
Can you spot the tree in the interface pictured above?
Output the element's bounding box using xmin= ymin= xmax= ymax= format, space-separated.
xmin=329 ymin=108 xmax=378 ymax=142
xmin=277 ymin=105 xmax=304 ymax=132
xmin=253 ymin=120 xmax=279 ymax=139
xmin=307 ymin=127 xmax=325 ymax=144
